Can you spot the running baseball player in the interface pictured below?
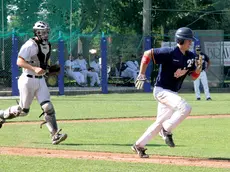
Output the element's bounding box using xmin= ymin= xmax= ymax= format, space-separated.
xmin=193 ymin=45 xmax=212 ymax=100
xmin=132 ymin=27 xmax=202 ymax=158
xmin=0 ymin=21 xmax=67 ymax=145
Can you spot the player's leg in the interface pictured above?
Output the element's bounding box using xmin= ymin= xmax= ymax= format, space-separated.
xmin=193 ymin=76 xmax=201 ymax=100
xmin=93 ymin=72 xmax=100 ymax=86
xmin=87 ymin=71 xmax=97 ymax=86
xmin=72 ymin=72 xmax=82 ymax=85
xmin=0 ymin=75 xmax=34 ymax=127
xmin=78 ymin=72 xmax=85 ymax=85
xmin=132 ymin=87 xmax=175 ymax=157
xmin=154 ymin=87 xmax=191 ymax=147
xmin=36 ymin=78 xmax=67 ymax=144
xmin=135 ymin=101 xmax=174 ymax=147
xmin=200 ymin=71 xmax=211 ymax=100
xmin=81 ymin=70 xmax=88 ymax=85
xmin=162 ymin=98 xmax=191 ymax=132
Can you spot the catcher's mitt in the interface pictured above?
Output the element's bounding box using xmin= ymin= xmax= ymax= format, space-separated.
xmin=47 ymin=64 xmax=61 ymax=76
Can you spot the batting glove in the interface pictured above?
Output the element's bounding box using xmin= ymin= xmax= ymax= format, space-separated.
xmin=135 ymin=74 xmax=148 ymax=89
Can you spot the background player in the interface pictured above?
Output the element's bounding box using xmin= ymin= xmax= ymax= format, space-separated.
xmin=193 ymin=45 xmax=212 ymax=100
xmin=132 ymin=27 xmax=202 ymax=158
xmin=0 ymin=21 xmax=67 ymax=145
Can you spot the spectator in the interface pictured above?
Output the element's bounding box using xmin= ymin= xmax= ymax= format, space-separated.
xmin=76 ymin=54 xmax=100 ymax=87
xmin=90 ymin=55 xmax=101 ymax=76
xmin=65 ymin=55 xmax=85 ymax=86
xmin=121 ymin=60 xmax=139 ymax=81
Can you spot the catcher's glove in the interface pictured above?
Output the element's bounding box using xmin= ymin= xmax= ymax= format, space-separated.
xmin=47 ymin=64 xmax=61 ymax=76
xmin=135 ymin=74 xmax=149 ymax=89
xmin=195 ymin=55 xmax=202 ymax=71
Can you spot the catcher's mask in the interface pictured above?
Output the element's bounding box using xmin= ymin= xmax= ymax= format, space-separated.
xmin=175 ymin=27 xmax=195 ymax=45
xmin=33 ymin=21 xmax=50 ymax=44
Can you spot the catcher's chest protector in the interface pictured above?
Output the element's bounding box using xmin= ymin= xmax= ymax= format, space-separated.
xmin=32 ymin=38 xmax=51 ymax=70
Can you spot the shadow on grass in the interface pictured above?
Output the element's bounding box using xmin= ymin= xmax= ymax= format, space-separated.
xmin=208 ymin=157 xmax=230 ymax=161
xmin=32 ymin=142 xmax=177 ymax=148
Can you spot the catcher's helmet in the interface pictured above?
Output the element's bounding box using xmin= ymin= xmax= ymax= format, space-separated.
xmin=33 ymin=21 xmax=50 ymax=43
xmin=175 ymin=27 xmax=195 ymax=44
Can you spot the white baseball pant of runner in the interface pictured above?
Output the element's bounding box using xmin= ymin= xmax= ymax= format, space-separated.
xmin=135 ymin=86 xmax=191 ymax=147
xmin=193 ymin=70 xmax=210 ymax=99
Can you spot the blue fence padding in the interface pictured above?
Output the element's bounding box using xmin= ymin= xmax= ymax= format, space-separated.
xmin=143 ymin=36 xmax=152 ymax=92
xmin=58 ymin=39 xmax=65 ymax=95
xmin=101 ymin=37 xmax=108 ymax=94
xmin=11 ymin=34 xmax=19 ymax=96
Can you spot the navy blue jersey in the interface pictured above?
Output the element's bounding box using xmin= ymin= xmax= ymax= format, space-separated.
xmin=195 ymin=52 xmax=209 ymax=71
xmin=153 ymin=46 xmax=196 ymax=92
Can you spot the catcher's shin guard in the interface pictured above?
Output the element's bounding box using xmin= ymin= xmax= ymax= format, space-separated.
xmin=40 ymin=101 xmax=58 ymax=135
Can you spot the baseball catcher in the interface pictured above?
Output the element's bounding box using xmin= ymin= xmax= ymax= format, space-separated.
xmin=0 ymin=21 xmax=67 ymax=145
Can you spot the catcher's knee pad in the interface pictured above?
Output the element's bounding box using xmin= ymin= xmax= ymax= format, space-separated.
xmin=41 ymin=101 xmax=58 ymax=134
xmin=177 ymin=99 xmax=192 ymax=117
xmin=3 ymin=105 xmax=29 ymax=119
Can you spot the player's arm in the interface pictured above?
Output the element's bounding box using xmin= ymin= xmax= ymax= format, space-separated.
xmin=135 ymin=49 xmax=154 ymax=89
xmin=190 ymin=55 xmax=202 ymax=80
xmin=139 ymin=49 xmax=154 ymax=75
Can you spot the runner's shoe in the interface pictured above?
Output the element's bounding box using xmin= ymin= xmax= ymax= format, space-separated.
xmin=131 ymin=144 xmax=149 ymax=158
xmin=159 ymin=128 xmax=175 ymax=147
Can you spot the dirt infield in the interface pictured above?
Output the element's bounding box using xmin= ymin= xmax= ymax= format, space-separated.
xmin=1 ymin=114 xmax=230 ymax=169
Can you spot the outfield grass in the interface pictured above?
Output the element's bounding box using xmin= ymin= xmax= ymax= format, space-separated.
xmin=0 ymin=93 xmax=230 ymax=121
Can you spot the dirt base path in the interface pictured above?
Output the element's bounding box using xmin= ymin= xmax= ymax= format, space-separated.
xmin=1 ymin=114 xmax=230 ymax=169
xmin=1 ymin=147 xmax=230 ymax=168
xmin=5 ymin=114 xmax=230 ymax=125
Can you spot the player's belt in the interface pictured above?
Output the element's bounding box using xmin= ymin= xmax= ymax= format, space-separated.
xmin=26 ymin=74 xmax=43 ymax=79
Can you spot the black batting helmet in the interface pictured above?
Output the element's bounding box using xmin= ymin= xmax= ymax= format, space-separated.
xmin=175 ymin=27 xmax=195 ymax=44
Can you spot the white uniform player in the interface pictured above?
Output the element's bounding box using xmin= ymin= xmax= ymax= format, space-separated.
xmin=89 ymin=56 xmax=101 ymax=75
xmin=0 ymin=21 xmax=67 ymax=145
xmin=193 ymin=45 xmax=212 ymax=100
xmin=77 ymin=54 xmax=100 ymax=87
xmin=65 ymin=57 xmax=85 ymax=86
xmin=121 ymin=60 xmax=139 ymax=81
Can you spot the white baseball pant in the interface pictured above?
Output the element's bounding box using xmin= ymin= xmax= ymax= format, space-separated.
xmin=193 ymin=70 xmax=210 ymax=99
xmin=66 ymin=70 xmax=85 ymax=85
xmin=135 ymin=86 xmax=191 ymax=147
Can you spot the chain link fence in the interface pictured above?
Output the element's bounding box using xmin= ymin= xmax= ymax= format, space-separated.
xmin=1 ymin=31 xmax=230 ymax=94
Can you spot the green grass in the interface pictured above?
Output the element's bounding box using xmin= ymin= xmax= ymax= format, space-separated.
xmin=0 ymin=118 xmax=229 ymax=159
xmin=1 ymin=93 xmax=230 ymax=122
xmin=0 ymin=93 xmax=230 ymax=171
xmin=0 ymin=155 xmax=229 ymax=172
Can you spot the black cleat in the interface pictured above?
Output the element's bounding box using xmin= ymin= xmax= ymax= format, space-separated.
xmin=196 ymin=98 xmax=201 ymax=100
xmin=52 ymin=129 xmax=68 ymax=145
xmin=206 ymin=97 xmax=212 ymax=101
xmin=131 ymin=144 xmax=149 ymax=158
xmin=0 ymin=118 xmax=5 ymax=128
xmin=159 ymin=128 xmax=175 ymax=147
